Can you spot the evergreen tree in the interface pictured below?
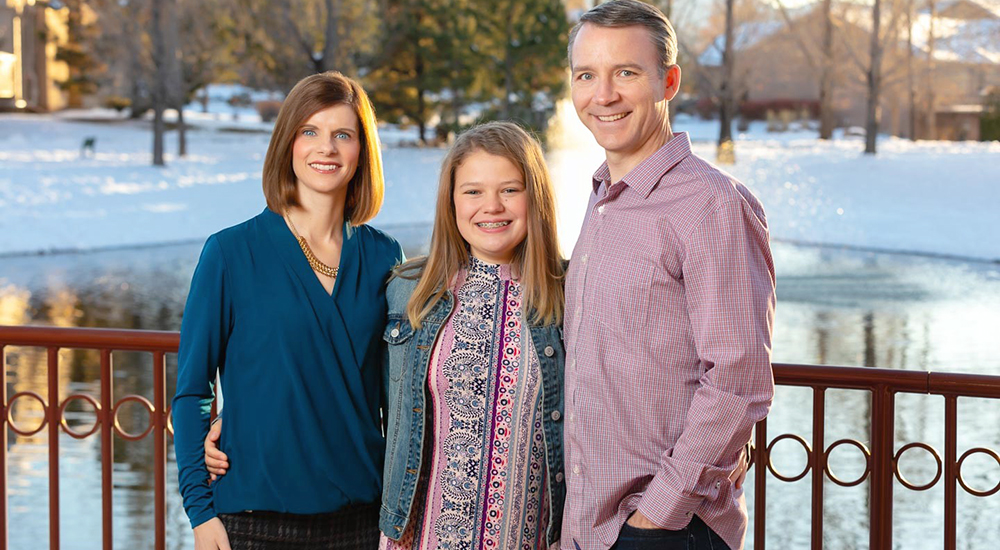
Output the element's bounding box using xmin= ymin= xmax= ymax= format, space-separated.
xmin=365 ymin=0 xmax=455 ymax=144
xmin=467 ymin=0 xmax=569 ymax=133
xmin=56 ymin=0 xmax=99 ymax=107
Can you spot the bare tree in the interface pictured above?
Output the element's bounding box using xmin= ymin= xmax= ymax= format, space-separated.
xmin=924 ymin=0 xmax=937 ymax=139
xmin=906 ymin=0 xmax=916 ymax=140
xmin=818 ymin=0 xmax=835 ymax=139
xmin=717 ymin=0 xmax=737 ymax=163
xmin=151 ymin=0 xmax=168 ymax=166
xmin=773 ymin=0 xmax=836 ymax=139
xmin=865 ymin=0 xmax=884 ymax=154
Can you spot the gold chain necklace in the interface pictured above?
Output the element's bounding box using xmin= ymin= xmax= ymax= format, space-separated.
xmin=286 ymin=214 xmax=339 ymax=279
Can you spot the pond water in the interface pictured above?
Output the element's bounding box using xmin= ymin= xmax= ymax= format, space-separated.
xmin=2 ymin=232 xmax=998 ymax=549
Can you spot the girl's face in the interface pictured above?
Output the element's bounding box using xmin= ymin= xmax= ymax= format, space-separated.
xmin=452 ymin=150 xmax=529 ymax=265
xmin=291 ymin=104 xmax=361 ymax=203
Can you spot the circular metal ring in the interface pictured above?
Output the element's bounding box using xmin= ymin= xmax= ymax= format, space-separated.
xmin=824 ymin=439 xmax=872 ymax=487
xmin=112 ymin=395 xmax=155 ymax=441
xmin=59 ymin=394 xmax=102 ymax=439
xmin=892 ymin=442 xmax=943 ymax=491
xmin=6 ymin=391 xmax=49 ymax=436
xmin=766 ymin=433 xmax=812 ymax=483
xmin=956 ymin=447 xmax=1000 ymax=497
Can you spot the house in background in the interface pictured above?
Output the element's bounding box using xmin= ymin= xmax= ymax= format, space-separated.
xmin=697 ymin=0 xmax=1000 ymax=140
xmin=0 ymin=0 xmax=72 ymax=112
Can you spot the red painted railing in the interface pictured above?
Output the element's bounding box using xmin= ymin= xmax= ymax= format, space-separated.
xmin=1 ymin=325 xmax=998 ymax=550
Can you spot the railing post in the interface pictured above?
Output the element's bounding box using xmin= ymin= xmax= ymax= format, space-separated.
xmin=1 ymin=345 xmax=8 ymax=550
xmin=153 ymin=352 xmax=167 ymax=550
xmin=46 ymin=348 xmax=60 ymax=550
xmin=870 ymin=385 xmax=895 ymax=550
xmin=811 ymin=387 xmax=826 ymax=550
xmin=100 ymin=349 xmax=113 ymax=550
xmin=754 ymin=417 xmax=767 ymax=550
xmin=944 ymin=395 xmax=957 ymax=550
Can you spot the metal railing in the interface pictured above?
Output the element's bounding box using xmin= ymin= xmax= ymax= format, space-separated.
xmin=1 ymin=325 xmax=998 ymax=550
xmin=752 ymin=365 xmax=1000 ymax=550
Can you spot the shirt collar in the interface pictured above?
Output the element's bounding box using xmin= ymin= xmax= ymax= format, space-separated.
xmin=590 ymin=132 xmax=692 ymax=199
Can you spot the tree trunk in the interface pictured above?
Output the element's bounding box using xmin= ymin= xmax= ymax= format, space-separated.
xmin=864 ymin=0 xmax=882 ymax=155
xmin=502 ymin=0 xmax=516 ymax=120
xmin=322 ymin=0 xmax=340 ymax=72
xmin=925 ymin=0 xmax=937 ymax=140
xmin=818 ymin=0 xmax=835 ymax=139
xmin=416 ymin=47 xmax=427 ymax=144
xmin=717 ymin=0 xmax=736 ymax=163
xmin=169 ymin=0 xmax=185 ymax=158
xmin=178 ymin=107 xmax=187 ymax=157
xmin=152 ymin=0 xmax=167 ymax=166
xmin=906 ymin=0 xmax=916 ymax=141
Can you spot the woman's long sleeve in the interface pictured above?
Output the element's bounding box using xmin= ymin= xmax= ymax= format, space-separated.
xmin=172 ymin=235 xmax=234 ymax=529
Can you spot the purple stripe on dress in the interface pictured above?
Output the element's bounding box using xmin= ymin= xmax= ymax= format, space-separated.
xmin=479 ymin=280 xmax=510 ymax=550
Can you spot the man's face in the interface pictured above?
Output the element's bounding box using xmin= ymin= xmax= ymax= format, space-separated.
xmin=570 ymin=24 xmax=677 ymax=166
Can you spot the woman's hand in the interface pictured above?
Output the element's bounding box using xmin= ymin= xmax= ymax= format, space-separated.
xmin=204 ymin=419 xmax=229 ymax=481
xmin=194 ymin=517 xmax=231 ymax=550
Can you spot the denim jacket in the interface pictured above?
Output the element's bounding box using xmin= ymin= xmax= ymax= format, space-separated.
xmin=379 ymin=273 xmax=567 ymax=545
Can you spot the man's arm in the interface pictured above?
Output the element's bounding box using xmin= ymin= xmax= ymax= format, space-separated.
xmin=637 ymin=197 xmax=776 ymax=530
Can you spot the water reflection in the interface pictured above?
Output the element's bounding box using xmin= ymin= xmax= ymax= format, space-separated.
xmin=1 ymin=240 xmax=999 ymax=549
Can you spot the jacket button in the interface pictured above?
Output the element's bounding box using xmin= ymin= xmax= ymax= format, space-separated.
xmin=543 ymin=345 xmax=555 ymax=357
xmin=550 ymin=410 xmax=561 ymax=421
xmin=555 ymin=472 xmax=565 ymax=482
xmin=390 ymin=327 xmax=400 ymax=338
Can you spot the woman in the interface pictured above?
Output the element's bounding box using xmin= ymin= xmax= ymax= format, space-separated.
xmin=378 ymin=121 xmax=566 ymax=549
xmin=207 ymin=122 xmax=568 ymax=549
xmin=173 ymin=71 xmax=403 ymax=550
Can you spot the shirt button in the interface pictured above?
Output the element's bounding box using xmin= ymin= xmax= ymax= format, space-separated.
xmin=573 ymin=465 xmax=581 ymax=475
xmin=550 ymin=410 xmax=562 ymax=421
xmin=598 ymin=205 xmax=605 ymax=215
xmin=390 ymin=328 xmax=400 ymax=338
xmin=543 ymin=345 xmax=555 ymax=357
xmin=685 ymin=511 xmax=693 ymax=518
xmin=581 ymin=254 xmax=588 ymax=264
xmin=569 ymin=412 xmax=576 ymax=422
xmin=555 ymin=472 xmax=565 ymax=483
xmin=715 ymin=481 xmax=721 ymax=488
xmin=571 ymin=360 xmax=576 ymax=369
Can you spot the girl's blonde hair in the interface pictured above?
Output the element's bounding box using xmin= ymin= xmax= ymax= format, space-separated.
xmin=398 ymin=121 xmax=564 ymax=327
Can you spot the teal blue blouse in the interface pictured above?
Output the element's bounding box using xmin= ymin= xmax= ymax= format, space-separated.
xmin=172 ymin=207 xmax=403 ymax=529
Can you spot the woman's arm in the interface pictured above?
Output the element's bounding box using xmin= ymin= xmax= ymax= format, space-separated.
xmin=173 ymin=236 xmax=235 ymax=529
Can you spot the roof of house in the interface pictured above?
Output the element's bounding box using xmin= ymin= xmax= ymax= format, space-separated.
xmin=912 ymin=14 xmax=1000 ymax=64
xmin=698 ymin=0 xmax=1000 ymax=67
xmin=698 ymin=20 xmax=785 ymax=66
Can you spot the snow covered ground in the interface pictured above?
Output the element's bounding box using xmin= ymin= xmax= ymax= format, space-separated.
xmin=1 ymin=105 xmax=998 ymax=262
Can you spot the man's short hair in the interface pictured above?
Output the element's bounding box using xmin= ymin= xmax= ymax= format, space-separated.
xmin=568 ymin=0 xmax=677 ymax=76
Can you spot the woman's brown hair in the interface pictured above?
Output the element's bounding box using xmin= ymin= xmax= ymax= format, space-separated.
xmin=262 ymin=71 xmax=384 ymax=225
xmin=398 ymin=121 xmax=564 ymax=328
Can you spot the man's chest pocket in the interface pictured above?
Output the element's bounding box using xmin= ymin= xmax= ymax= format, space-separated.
xmin=589 ymin=254 xmax=653 ymax=339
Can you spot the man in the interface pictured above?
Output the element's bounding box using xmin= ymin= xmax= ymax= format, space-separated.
xmin=562 ymin=1 xmax=776 ymax=549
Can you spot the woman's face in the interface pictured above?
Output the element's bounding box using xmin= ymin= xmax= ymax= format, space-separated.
xmin=452 ymin=150 xmax=529 ymax=265
xmin=291 ymin=104 xmax=362 ymax=202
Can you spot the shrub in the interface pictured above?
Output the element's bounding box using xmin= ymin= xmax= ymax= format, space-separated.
xmin=255 ymin=100 xmax=282 ymax=123
xmin=981 ymin=91 xmax=1000 ymax=141
xmin=103 ymin=96 xmax=131 ymax=113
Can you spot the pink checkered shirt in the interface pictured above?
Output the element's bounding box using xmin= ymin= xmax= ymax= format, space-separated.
xmin=561 ymin=133 xmax=776 ymax=550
